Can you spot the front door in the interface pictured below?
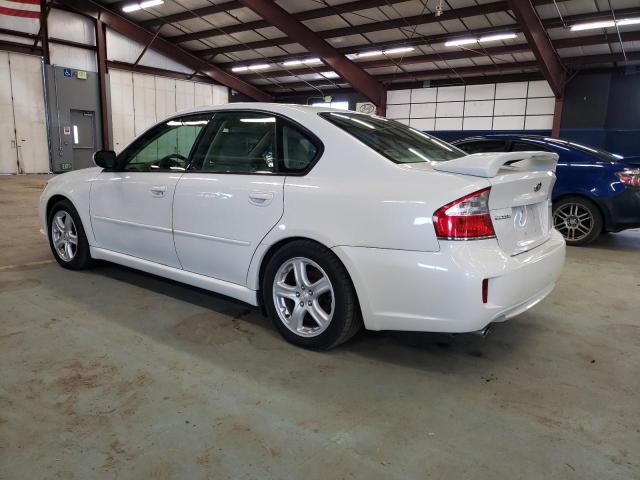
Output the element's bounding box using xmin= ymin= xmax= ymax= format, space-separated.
xmin=90 ymin=113 xmax=212 ymax=267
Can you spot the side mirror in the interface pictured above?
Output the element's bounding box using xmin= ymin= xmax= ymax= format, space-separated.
xmin=93 ymin=150 xmax=117 ymax=169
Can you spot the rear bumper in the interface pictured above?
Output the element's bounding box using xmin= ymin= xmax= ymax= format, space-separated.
xmin=597 ymin=188 xmax=640 ymax=232
xmin=333 ymin=230 xmax=566 ymax=333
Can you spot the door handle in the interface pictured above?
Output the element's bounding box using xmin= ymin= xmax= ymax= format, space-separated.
xmin=150 ymin=185 xmax=167 ymax=197
xmin=248 ymin=191 xmax=274 ymax=206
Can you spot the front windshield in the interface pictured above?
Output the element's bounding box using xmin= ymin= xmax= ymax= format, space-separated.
xmin=319 ymin=112 xmax=464 ymax=163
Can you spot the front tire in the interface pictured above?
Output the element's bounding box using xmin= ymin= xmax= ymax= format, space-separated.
xmin=47 ymin=199 xmax=93 ymax=270
xmin=552 ymin=196 xmax=603 ymax=246
xmin=263 ymin=240 xmax=362 ymax=350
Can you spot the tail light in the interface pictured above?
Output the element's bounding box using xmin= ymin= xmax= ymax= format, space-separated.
xmin=433 ymin=187 xmax=495 ymax=239
xmin=616 ymin=169 xmax=640 ymax=188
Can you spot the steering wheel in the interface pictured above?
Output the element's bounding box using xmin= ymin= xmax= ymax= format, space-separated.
xmin=154 ymin=153 xmax=188 ymax=170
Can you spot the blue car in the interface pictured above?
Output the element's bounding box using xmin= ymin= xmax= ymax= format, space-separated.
xmin=451 ymin=135 xmax=640 ymax=246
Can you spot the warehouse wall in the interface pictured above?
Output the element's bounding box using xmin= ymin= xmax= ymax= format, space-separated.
xmin=109 ymin=70 xmax=228 ymax=152
xmin=560 ymin=70 xmax=640 ymax=157
xmin=386 ymin=80 xmax=555 ymax=132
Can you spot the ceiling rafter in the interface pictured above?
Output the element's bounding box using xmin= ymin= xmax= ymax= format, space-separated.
xmin=237 ymin=0 xmax=387 ymax=110
xmin=55 ymin=0 xmax=273 ymax=101
xmin=506 ymin=0 xmax=567 ymax=97
xmin=185 ymin=0 xmax=568 ymax=59
xmin=208 ymin=6 xmax=640 ymax=64
xmin=235 ymin=29 xmax=640 ymax=81
xmin=168 ymin=0 xmax=411 ymax=44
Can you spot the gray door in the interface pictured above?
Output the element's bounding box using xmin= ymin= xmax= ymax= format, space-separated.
xmin=70 ymin=110 xmax=96 ymax=170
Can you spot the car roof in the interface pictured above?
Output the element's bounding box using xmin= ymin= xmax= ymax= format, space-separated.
xmin=170 ymin=102 xmax=350 ymax=118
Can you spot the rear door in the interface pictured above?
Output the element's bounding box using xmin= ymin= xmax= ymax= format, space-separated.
xmin=173 ymin=111 xmax=320 ymax=286
xmin=90 ymin=113 xmax=211 ymax=267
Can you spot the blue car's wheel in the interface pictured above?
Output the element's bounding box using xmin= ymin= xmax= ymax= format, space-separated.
xmin=553 ymin=196 xmax=603 ymax=246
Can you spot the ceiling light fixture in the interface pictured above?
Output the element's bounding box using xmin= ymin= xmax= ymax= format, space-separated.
xmin=321 ymin=71 xmax=340 ymax=79
xmin=479 ymin=32 xmax=517 ymax=42
xmin=357 ymin=50 xmax=383 ymax=58
xmin=444 ymin=37 xmax=478 ymax=47
xmin=122 ymin=0 xmax=163 ymax=13
xmin=383 ymin=46 xmax=415 ymax=55
xmin=617 ymin=17 xmax=640 ymax=26
xmin=282 ymin=57 xmax=322 ymax=66
xmin=232 ymin=64 xmax=270 ymax=72
xmin=569 ymin=20 xmax=615 ymax=31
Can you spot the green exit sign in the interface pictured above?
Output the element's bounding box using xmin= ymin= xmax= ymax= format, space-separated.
xmin=60 ymin=163 xmax=72 ymax=171
xmin=76 ymin=70 xmax=87 ymax=80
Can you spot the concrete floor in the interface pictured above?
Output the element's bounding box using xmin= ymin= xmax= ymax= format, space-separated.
xmin=1 ymin=174 xmax=639 ymax=480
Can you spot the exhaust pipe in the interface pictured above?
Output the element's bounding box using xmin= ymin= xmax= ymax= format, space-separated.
xmin=472 ymin=325 xmax=493 ymax=338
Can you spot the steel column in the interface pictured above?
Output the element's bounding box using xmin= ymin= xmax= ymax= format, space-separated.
xmin=95 ymin=18 xmax=110 ymax=149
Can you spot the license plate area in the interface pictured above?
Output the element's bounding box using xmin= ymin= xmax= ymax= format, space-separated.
xmin=511 ymin=201 xmax=550 ymax=253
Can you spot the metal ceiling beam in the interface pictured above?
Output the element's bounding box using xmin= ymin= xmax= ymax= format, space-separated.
xmin=195 ymin=0 xmax=564 ymax=58
xmin=506 ymin=0 xmax=566 ymax=98
xmin=235 ymin=29 xmax=640 ymax=81
xmin=237 ymin=0 xmax=386 ymax=111
xmin=169 ymin=0 xmax=410 ymax=44
xmin=142 ymin=1 xmax=241 ymax=28
xmin=261 ymin=52 xmax=638 ymax=92
xmin=56 ymin=0 xmax=272 ymax=101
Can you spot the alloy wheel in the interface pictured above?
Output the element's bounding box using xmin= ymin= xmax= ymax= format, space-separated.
xmin=272 ymin=257 xmax=335 ymax=337
xmin=553 ymin=202 xmax=593 ymax=242
xmin=51 ymin=210 xmax=78 ymax=262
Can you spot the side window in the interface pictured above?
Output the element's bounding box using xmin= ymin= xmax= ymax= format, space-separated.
xmin=510 ymin=141 xmax=550 ymax=152
xmin=193 ymin=112 xmax=276 ymax=174
xmin=120 ymin=114 xmax=211 ymax=172
xmin=280 ymin=123 xmax=318 ymax=173
xmin=457 ymin=140 xmax=507 ymax=154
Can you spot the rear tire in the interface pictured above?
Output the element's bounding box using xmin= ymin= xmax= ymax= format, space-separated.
xmin=552 ymin=196 xmax=602 ymax=246
xmin=263 ymin=240 xmax=362 ymax=350
xmin=47 ymin=199 xmax=93 ymax=270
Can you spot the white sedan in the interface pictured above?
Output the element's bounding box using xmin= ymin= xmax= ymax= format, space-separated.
xmin=39 ymin=103 xmax=565 ymax=349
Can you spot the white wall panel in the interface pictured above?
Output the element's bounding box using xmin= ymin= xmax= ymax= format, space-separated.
xmin=495 ymin=82 xmax=528 ymax=99
xmin=436 ymin=101 xmax=464 ymax=117
xmin=410 ymin=102 xmax=436 ymax=118
xmin=133 ymin=73 xmax=157 ymax=135
xmin=106 ymin=29 xmax=141 ymax=64
xmin=493 ymin=116 xmax=524 ymax=130
xmin=139 ymin=50 xmax=193 ymax=75
xmin=155 ymin=76 xmax=176 ymax=121
xmin=463 ymin=117 xmax=493 ymax=130
xmin=409 ymin=118 xmax=435 ymax=130
xmin=9 ymin=54 xmax=48 ymax=173
xmin=464 ymin=100 xmax=494 ymax=117
xmin=387 ymin=89 xmax=411 ymax=104
xmin=526 ymin=97 xmax=555 ymax=115
xmin=0 ymin=52 xmax=17 ymax=173
xmin=395 ymin=118 xmax=410 ymax=125
xmin=525 ymin=115 xmax=554 ymax=130
xmin=435 ymin=117 xmax=463 ymax=130
xmin=411 ymin=88 xmax=437 ymax=103
xmin=465 ymin=84 xmax=494 ymax=101
xmin=176 ymin=80 xmax=195 ymax=111
xmin=109 ymin=70 xmax=135 ymax=153
xmin=194 ymin=83 xmax=213 ymax=108
xmin=212 ymin=85 xmax=228 ymax=104
xmin=437 ymin=86 xmax=465 ymax=102
xmin=49 ymin=44 xmax=97 ymax=72
xmin=48 ymin=9 xmax=95 ymax=45
xmin=528 ymin=80 xmax=554 ymax=97
xmin=386 ymin=103 xmax=410 ymax=119
xmin=494 ymin=99 xmax=526 ymax=116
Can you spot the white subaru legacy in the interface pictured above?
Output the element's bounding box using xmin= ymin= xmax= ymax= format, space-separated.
xmin=40 ymin=103 xmax=565 ymax=349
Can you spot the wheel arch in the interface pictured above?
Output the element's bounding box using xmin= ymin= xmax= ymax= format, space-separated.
xmin=254 ymin=237 xmax=362 ymax=314
xmin=46 ymin=194 xmax=73 ymax=220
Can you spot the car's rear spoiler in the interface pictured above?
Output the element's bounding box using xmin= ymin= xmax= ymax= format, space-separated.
xmin=433 ymin=151 xmax=559 ymax=178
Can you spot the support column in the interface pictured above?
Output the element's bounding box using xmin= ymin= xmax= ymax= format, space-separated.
xmin=552 ymin=96 xmax=563 ymax=139
xmin=95 ymin=18 xmax=110 ymax=150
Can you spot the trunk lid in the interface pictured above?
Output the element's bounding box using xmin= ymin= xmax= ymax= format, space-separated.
xmin=434 ymin=151 xmax=558 ymax=255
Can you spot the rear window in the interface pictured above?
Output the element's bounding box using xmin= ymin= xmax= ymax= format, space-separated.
xmin=319 ymin=112 xmax=464 ymax=163
xmin=544 ymin=138 xmax=624 ymax=162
